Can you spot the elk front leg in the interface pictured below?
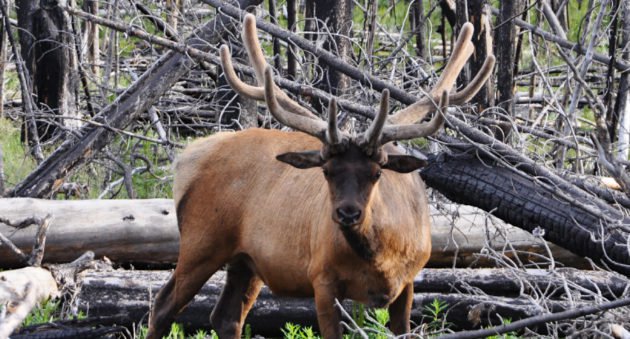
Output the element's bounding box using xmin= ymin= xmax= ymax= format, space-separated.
xmin=313 ymin=279 xmax=342 ymax=339
xmin=388 ymin=282 xmax=413 ymax=335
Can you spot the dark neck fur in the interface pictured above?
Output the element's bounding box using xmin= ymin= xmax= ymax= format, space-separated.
xmin=339 ymin=225 xmax=374 ymax=261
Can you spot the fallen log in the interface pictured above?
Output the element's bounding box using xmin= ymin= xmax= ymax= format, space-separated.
xmin=421 ymin=153 xmax=630 ymax=276
xmin=77 ymin=268 xmax=625 ymax=336
xmin=0 ymin=198 xmax=586 ymax=269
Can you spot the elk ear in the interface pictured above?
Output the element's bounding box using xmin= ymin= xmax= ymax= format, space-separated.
xmin=276 ymin=151 xmax=325 ymax=169
xmin=382 ymin=155 xmax=428 ymax=173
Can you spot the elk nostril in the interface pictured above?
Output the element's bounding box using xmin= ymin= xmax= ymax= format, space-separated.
xmin=336 ymin=207 xmax=361 ymax=224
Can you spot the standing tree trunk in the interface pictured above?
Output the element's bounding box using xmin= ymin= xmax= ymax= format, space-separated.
xmin=0 ymin=145 xmax=4 ymax=196
xmin=82 ymin=0 xmax=99 ymax=76
xmin=286 ymin=0 xmax=297 ymax=80
xmin=494 ymin=0 xmax=523 ymax=140
xmin=411 ymin=0 xmax=426 ymax=62
xmin=32 ymin=0 xmax=80 ymax=140
xmin=615 ymin=0 xmax=630 ymax=160
xmin=16 ymin=0 xmax=36 ymax=76
xmin=456 ymin=0 xmax=493 ymax=108
xmin=0 ymin=0 xmax=8 ymax=118
xmin=305 ymin=0 xmax=354 ymax=96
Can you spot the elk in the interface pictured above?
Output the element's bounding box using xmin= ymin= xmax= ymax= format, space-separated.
xmin=147 ymin=14 xmax=494 ymax=339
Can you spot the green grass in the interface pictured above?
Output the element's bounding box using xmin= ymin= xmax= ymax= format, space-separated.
xmin=0 ymin=118 xmax=36 ymax=190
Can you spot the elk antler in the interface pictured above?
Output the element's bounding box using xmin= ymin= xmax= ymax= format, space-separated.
xmin=220 ymin=14 xmax=318 ymax=120
xmin=264 ymin=66 xmax=348 ymax=146
xmin=222 ymin=13 xmax=495 ymax=154
xmin=369 ymin=24 xmax=495 ymax=147
xmin=387 ymin=23 xmax=495 ymax=126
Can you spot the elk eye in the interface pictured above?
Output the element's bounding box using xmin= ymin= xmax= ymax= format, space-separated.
xmin=323 ymin=168 xmax=329 ymax=177
xmin=374 ymin=170 xmax=382 ymax=180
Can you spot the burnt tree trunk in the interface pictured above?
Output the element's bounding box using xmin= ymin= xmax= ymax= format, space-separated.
xmin=9 ymin=0 xmax=263 ymax=198
xmin=16 ymin=0 xmax=36 ymax=77
xmin=286 ymin=0 xmax=297 ymax=80
xmin=421 ymin=153 xmax=630 ymax=276
xmin=456 ymin=0 xmax=493 ymax=108
xmin=493 ymin=0 xmax=523 ymax=139
xmin=0 ymin=0 xmax=8 ymax=119
xmin=410 ymin=0 xmax=426 ymax=61
xmin=305 ymin=0 xmax=353 ymax=96
xmin=615 ymin=0 xmax=630 ymax=159
xmin=81 ymin=0 xmax=99 ymax=75
xmin=31 ymin=0 xmax=80 ymax=141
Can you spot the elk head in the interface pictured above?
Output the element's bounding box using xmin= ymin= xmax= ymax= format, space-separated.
xmin=220 ymin=14 xmax=495 ymax=228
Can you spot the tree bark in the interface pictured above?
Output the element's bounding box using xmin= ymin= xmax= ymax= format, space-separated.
xmin=0 ymin=198 xmax=586 ymax=269
xmin=81 ymin=0 xmax=99 ymax=75
xmin=411 ymin=0 xmax=426 ymax=61
xmin=493 ymin=0 xmax=523 ymax=139
xmin=615 ymin=0 xmax=630 ymax=160
xmin=305 ymin=0 xmax=354 ymax=96
xmin=9 ymin=0 xmax=263 ymax=198
xmin=32 ymin=0 xmax=80 ymax=140
xmin=0 ymin=0 xmax=8 ymax=119
xmin=467 ymin=0 xmax=493 ymax=107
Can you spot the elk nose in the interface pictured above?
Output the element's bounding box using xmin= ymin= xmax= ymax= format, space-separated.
xmin=336 ymin=206 xmax=361 ymax=225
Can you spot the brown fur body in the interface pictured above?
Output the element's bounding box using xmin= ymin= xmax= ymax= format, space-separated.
xmin=148 ymin=128 xmax=432 ymax=338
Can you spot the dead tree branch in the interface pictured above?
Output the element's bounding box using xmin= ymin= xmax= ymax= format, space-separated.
xmin=439 ymin=296 xmax=630 ymax=339
xmin=9 ymin=0 xmax=264 ymax=198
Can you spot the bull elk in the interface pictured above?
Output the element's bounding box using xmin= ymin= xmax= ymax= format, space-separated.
xmin=148 ymin=14 xmax=494 ymax=339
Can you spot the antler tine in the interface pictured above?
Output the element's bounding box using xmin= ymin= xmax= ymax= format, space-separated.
xmin=219 ymin=14 xmax=319 ymax=119
xmin=380 ymin=90 xmax=448 ymax=144
xmin=241 ymin=14 xmax=319 ymax=120
xmin=449 ymin=54 xmax=496 ymax=104
xmin=388 ymin=23 xmax=475 ymax=125
xmin=242 ymin=14 xmax=267 ymax=84
xmin=326 ymin=98 xmax=343 ymax=144
xmin=220 ymin=45 xmax=265 ymax=100
xmin=264 ymin=66 xmax=328 ymax=139
xmin=360 ymin=89 xmax=390 ymax=154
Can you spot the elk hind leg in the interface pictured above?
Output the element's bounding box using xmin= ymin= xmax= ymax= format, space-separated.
xmin=210 ymin=257 xmax=263 ymax=339
xmin=148 ymin=231 xmax=232 ymax=338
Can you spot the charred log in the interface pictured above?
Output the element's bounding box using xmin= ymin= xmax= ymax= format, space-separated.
xmin=421 ymin=153 xmax=630 ymax=276
xmin=75 ymin=269 xmax=619 ymax=336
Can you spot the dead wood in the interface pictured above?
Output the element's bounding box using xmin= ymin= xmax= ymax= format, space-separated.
xmin=75 ymin=269 xmax=626 ymax=335
xmin=0 ymin=198 xmax=585 ymax=269
xmin=421 ymin=153 xmax=630 ymax=276
xmin=439 ymin=296 xmax=630 ymax=339
xmin=8 ymin=0 xmax=263 ymax=198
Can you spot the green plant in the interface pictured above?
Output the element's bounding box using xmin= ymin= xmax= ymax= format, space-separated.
xmin=134 ymin=324 xmax=218 ymax=339
xmin=282 ymin=322 xmax=321 ymax=339
xmin=422 ymin=298 xmax=451 ymax=333
xmin=22 ymin=298 xmax=61 ymax=327
xmin=243 ymin=324 xmax=252 ymax=339
xmin=486 ymin=318 xmax=519 ymax=339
